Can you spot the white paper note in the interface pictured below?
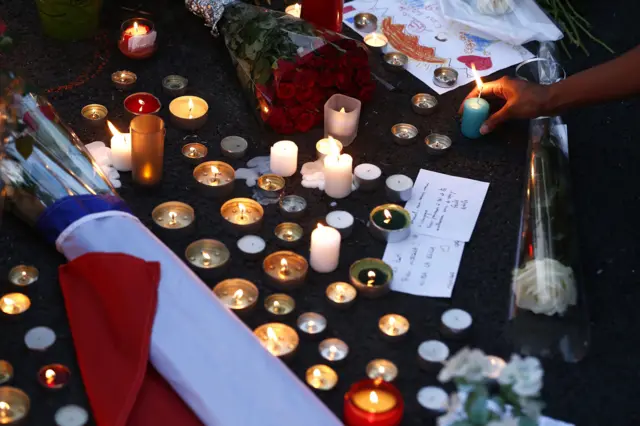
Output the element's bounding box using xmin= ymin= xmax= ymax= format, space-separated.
xmin=406 ymin=170 xmax=489 ymax=242
xmin=383 ymin=233 xmax=465 ymax=297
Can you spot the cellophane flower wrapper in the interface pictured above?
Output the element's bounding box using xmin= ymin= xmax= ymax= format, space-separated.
xmin=507 ymin=43 xmax=589 ymax=363
xmin=187 ymin=0 xmax=374 ymax=134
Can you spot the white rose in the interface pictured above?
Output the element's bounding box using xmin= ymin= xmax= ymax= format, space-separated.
xmin=498 ymin=355 xmax=543 ymax=397
xmin=438 ymin=347 xmax=490 ymax=383
xmin=487 ymin=418 xmax=519 ymax=426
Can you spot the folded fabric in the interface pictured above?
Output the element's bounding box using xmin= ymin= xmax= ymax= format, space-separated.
xmin=59 ymin=252 xmax=202 ymax=426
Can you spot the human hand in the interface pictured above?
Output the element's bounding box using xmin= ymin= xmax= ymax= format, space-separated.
xmin=458 ymin=77 xmax=552 ymax=135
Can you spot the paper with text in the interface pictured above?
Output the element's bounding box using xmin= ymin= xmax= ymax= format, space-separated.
xmin=383 ymin=233 xmax=465 ymax=297
xmin=406 ymin=169 xmax=489 ymax=242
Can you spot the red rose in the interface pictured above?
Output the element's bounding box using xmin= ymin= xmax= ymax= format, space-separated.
xmin=355 ymin=68 xmax=372 ymax=86
xmin=287 ymin=106 xmax=304 ymax=120
xmin=358 ymin=83 xmax=375 ymax=102
xmin=311 ymin=88 xmax=326 ymax=104
xmin=296 ymin=87 xmax=313 ymax=103
xmin=318 ymin=71 xmax=335 ymax=88
xmin=276 ymin=82 xmax=296 ymax=100
xmin=294 ymin=69 xmax=317 ymax=90
xmin=301 ymin=101 xmax=317 ymax=112
xmin=267 ymin=106 xmax=286 ymax=128
xmin=274 ymin=59 xmax=296 ymax=82
xmin=317 ymin=43 xmax=340 ymax=59
xmin=278 ymin=120 xmax=296 ymax=134
xmin=278 ymin=96 xmax=298 ymax=107
xmin=0 ymin=20 xmax=6 ymax=36
xmin=337 ymin=39 xmax=358 ymax=51
xmin=309 ymin=56 xmax=324 ymax=68
xmin=313 ymin=111 xmax=323 ymax=126
xmin=295 ymin=112 xmax=316 ymax=133
xmin=336 ymin=72 xmax=354 ymax=92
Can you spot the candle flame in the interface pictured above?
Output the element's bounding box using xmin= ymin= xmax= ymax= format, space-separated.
xmin=0 ymin=402 xmax=9 ymax=411
xmin=280 ymin=258 xmax=289 ymax=275
xmin=329 ymin=345 xmax=337 ymax=354
xmin=389 ymin=316 xmax=396 ymax=326
xmin=3 ymin=297 xmax=14 ymax=309
xmin=471 ymin=63 xmax=483 ymax=95
xmin=327 ymin=136 xmax=341 ymax=156
xmin=138 ymin=98 xmax=145 ymax=113
xmin=313 ymin=368 xmax=321 ymax=378
xmin=239 ymin=203 xmax=246 ymax=216
xmin=133 ymin=21 xmax=139 ymax=32
xmin=294 ymin=3 xmax=301 ymax=12
xmin=267 ymin=326 xmax=277 ymax=341
xmin=45 ymin=369 xmax=56 ymax=385
xmin=168 ymin=211 xmax=177 ymax=225
xmin=188 ymin=97 xmax=194 ymax=112
xmin=120 ymin=72 xmax=126 ymax=79
xmin=316 ymin=222 xmax=324 ymax=230
xmin=273 ymin=300 xmax=280 ymax=308
xmin=21 ymin=271 xmax=27 ymax=278
xmin=202 ymin=251 xmax=211 ymax=261
xmin=339 ymin=107 xmax=346 ymax=113
xmin=383 ymin=209 xmax=392 ymax=224
xmin=233 ymin=289 xmax=244 ymax=301
xmin=369 ymin=391 xmax=379 ymax=404
xmin=367 ymin=270 xmax=376 ymax=286
xmin=336 ymin=284 xmax=343 ymax=294
xmin=211 ymin=165 xmax=220 ymax=175
xmin=107 ymin=120 xmax=122 ymax=137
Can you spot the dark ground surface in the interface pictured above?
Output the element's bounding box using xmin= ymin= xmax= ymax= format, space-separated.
xmin=1 ymin=0 xmax=639 ymax=425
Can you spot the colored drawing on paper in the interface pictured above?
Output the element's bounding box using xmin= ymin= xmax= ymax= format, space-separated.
xmin=343 ymin=5 xmax=356 ymax=14
xmin=457 ymin=55 xmax=493 ymax=71
xmin=459 ymin=32 xmax=496 ymax=55
xmin=382 ymin=17 xmax=446 ymax=64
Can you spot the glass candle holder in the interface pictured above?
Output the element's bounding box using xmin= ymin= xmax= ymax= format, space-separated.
xmin=349 ymin=258 xmax=393 ymax=299
xmin=366 ymin=359 xmax=398 ymax=382
xmin=306 ymin=365 xmax=338 ymax=391
xmin=111 ymin=70 xmax=137 ymax=91
xmin=0 ymin=293 xmax=30 ymax=317
xmin=119 ymin=17 xmax=158 ymax=60
xmin=368 ymin=204 xmax=411 ymax=243
xmin=0 ymin=387 xmax=30 ymax=424
xmin=344 ymin=378 xmax=404 ymax=426
xmin=8 ymin=265 xmax=38 ymax=287
xmin=162 ymin=75 xmax=188 ymax=97
xmin=185 ymin=239 xmax=230 ymax=279
xmin=279 ymin=195 xmax=307 ymax=220
xmin=221 ymin=198 xmax=264 ymax=234
xmin=319 ymin=338 xmax=349 ymax=364
xmin=181 ymin=142 xmax=207 ymax=164
xmin=220 ymin=136 xmax=249 ymax=159
xmin=213 ymin=279 xmax=259 ymax=316
xmin=378 ymin=314 xmax=410 ymax=341
xmin=274 ymin=222 xmax=304 ymax=248
xmin=151 ymin=201 xmax=195 ymax=239
xmin=194 ymin=161 xmax=236 ymax=199
xmin=326 ymin=281 xmax=357 ymax=309
xmin=169 ymin=96 xmax=208 ymax=131
xmin=297 ymin=312 xmax=327 ymax=339
xmin=130 ymin=114 xmax=165 ymax=187
xmin=324 ymin=94 xmax=361 ymax=147
xmin=124 ymin=92 xmax=161 ymax=117
xmin=38 ymin=364 xmax=71 ymax=390
xmin=264 ymin=293 xmax=295 ymax=318
xmin=0 ymin=361 xmax=13 ymax=385
xmin=257 ymin=174 xmax=285 ymax=199
xmin=254 ymin=323 xmax=299 ymax=362
xmin=81 ymin=104 xmax=107 ymax=128
xmin=262 ymin=251 xmax=308 ymax=291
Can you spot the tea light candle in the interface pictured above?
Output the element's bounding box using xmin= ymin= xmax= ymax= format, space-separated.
xmin=326 ymin=282 xmax=357 ymax=309
xmin=274 ymin=222 xmax=304 ymax=248
xmin=354 ymin=163 xmax=382 ymax=192
xmin=378 ymin=314 xmax=410 ymax=341
xmin=264 ymin=293 xmax=295 ymax=318
xmin=0 ymin=361 xmax=13 ymax=385
xmin=162 ymin=75 xmax=188 ymax=97
xmin=364 ymin=33 xmax=388 ymax=48
xmin=169 ymin=96 xmax=209 ymax=131
xmin=366 ymin=359 xmax=398 ymax=382
xmin=344 ymin=379 xmax=404 ymax=426
xmin=8 ymin=265 xmax=38 ymax=287
xmin=416 ymin=386 xmax=448 ymax=414
xmin=433 ymin=66 xmax=459 ymax=88
xmin=0 ymin=387 xmax=30 ymax=424
xmin=285 ymin=3 xmax=302 ymax=17
xmin=151 ymin=201 xmax=195 ymax=237
xmin=306 ymin=365 xmax=338 ymax=391
xmin=354 ymin=12 xmax=378 ymax=32
xmin=486 ymin=355 xmax=506 ymax=380
xmin=24 ymin=326 xmax=56 ymax=351
xmin=325 ymin=210 xmax=354 ymax=238
xmin=461 ymin=64 xmax=489 ymax=139
xmin=324 ymin=94 xmax=361 ymax=147
xmin=382 ymin=52 xmax=408 ymax=73
xmin=185 ymin=239 xmax=230 ymax=279
xmin=310 ymin=224 xmax=341 ymax=273
xmin=111 ymin=70 xmax=137 ymax=91
xmin=221 ymin=198 xmax=264 ymax=234
xmin=316 ymin=136 xmax=343 ymax=161
xmin=270 ymin=140 xmax=298 ymax=177
xmin=107 ymin=121 xmax=132 ymax=172
xmin=254 ymin=323 xmax=299 ymax=361
xmin=349 ymin=258 xmax=393 ymax=298
xmin=0 ymin=293 xmax=30 ymax=316
xmin=257 ymin=174 xmax=285 ymax=199
xmin=194 ymin=161 xmax=236 ymax=198
xmin=55 ymin=405 xmax=89 ymax=426
xmin=118 ymin=18 xmax=158 ymax=59
xmin=440 ymin=308 xmax=473 ymax=339
xmin=221 ymin=136 xmax=249 ymax=159
xmin=181 ymin=142 xmax=207 ymax=164
xmin=237 ymin=235 xmax=266 ymax=259
xmin=425 ymin=133 xmax=452 ymax=156
xmin=124 ymin=92 xmax=161 ymax=116
xmin=262 ymin=251 xmax=308 ymax=291
xmin=81 ymin=104 xmax=108 ymax=127
xmin=38 ymin=364 xmax=70 ymax=390
xmin=297 ymin=312 xmax=327 ymax=339
xmin=417 ymin=340 xmax=449 ymax=371
xmin=213 ymin=279 xmax=259 ymax=315
xmin=324 ymin=153 xmax=353 ymax=199
xmin=319 ymin=338 xmax=349 ymax=363
xmin=390 ymin=123 xmax=418 ymax=146
xmin=411 ymin=93 xmax=439 ymax=116
xmin=368 ymin=204 xmax=411 ymax=243
xmin=279 ymin=195 xmax=307 ymax=220
xmin=385 ymin=174 xmax=414 ymax=203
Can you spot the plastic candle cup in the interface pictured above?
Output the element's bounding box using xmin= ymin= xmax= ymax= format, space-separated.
xmin=461 ymin=64 xmax=490 ymax=139
xmin=118 ymin=18 xmax=158 ymax=59
xmin=129 ymin=115 xmax=165 ymax=187
xmin=344 ymin=378 xmax=404 ymax=426
xmin=124 ymin=92 xmax=161 ymax=117
xmin=270 ymin=140 xmax=298 ymax=177
xmin=38 ymin=364 xmax=71 ymax=390
xmin=310 ymin=223 xmax=341 ymax=273
xmin=107 ymin=121 xmax=132 ymax=172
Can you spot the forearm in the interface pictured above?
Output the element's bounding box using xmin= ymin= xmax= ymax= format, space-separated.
xmin=544 ymin=45 xmax=640 ymax=116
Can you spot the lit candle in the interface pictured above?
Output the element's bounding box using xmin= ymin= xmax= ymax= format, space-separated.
xmin=124 ymin=92 xmax=161 ymax=116
xmin=378 ymin=314 xmax=410 ymax=341
xmin=285 ymin=3 xmax=302 ymax=17
xmin=344 ymin=379 xmax=404 ymax=426
xmin=8 ymin=265 xmax=38 ymax=287
xmin=119 ymin=18 xmax=158 ymax=59
xmin=270 ymin=140 xmax=298 ymax=177
xmin=254 ymin=323 xmax=299 ymax=361
xmin=151 ymin=201 xmax=195 ymax=237
xmin=349 ymin=258 xmax=393 ymax=299
xmin=324 ymin=152 xmax=353 ymax=199
xmin=264 ymin=293 xmax=295 ymax=318
xmin=364 ymin=33 xmax=388 ymax=48
xmin=213 ymin=278 xmax=259 ymax=315
xmin=185 ymin=239 xmax=230 ymax=278
xmin=129 ymin=115 xmax=165 ymax=187
xmin=305 ymin=364 xmax=338 ymax=391
xmin=366 ymin=359 xmax=398 ymax=382
xmin=0 ymin=387 xmax=29 ymax=425
xmin=319 ymin=337 xmax=349 ymax=363
xmin=112 ymin=70 xmax=138 ymax=91
xmin=297 ymin=312 xmax=327 ymax=338
xmin=0 ymin=361 xmax=13 ymax=385
xmin=38 ymin=364 xmax=71 ymax=390
xmin=221 ymin=198 xmax=264 ymax=233
xmin=310 ymin=223 xmax=341 ymax=273
xmin=194 ymin=161 xmax=236 ymax=198
xmin=0 ymin=293 xmax=30 ymax=316
xmin=461 ymin=63 xmax=490 ymax=139
xmin=315 ymin=136 xmax=343 ymax=161
xmin=106 ymin=120 xmax=132 ymax=172
xmin=324 ymin=94 xmax=362 ymax=147
xmin=169 ymin=96 xmax=209 ymax=130
xmin=486 ymin=355 xmax=506 ymax=379
xmin=368 ymin=204 xmax=411 ymax=243
xmin=326 ymin=282 xmax=357 ymax=309
xmin=262 ymin=251 xmax=308 ymax=290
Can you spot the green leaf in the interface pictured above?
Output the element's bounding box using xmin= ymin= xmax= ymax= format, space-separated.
xmin=450 ymin=421 xmax=473 ymax=426
xmin=15 ymin=135 xmax=34 ymax=159
xmin=491 ymin=396 xmax=506 ymax=411
xmin=519 ymin=416 xmax=538 ymax=426
xmin=465 ymin=390 xmax=490 ymax=425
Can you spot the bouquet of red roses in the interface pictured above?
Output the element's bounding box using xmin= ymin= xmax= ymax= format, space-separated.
xmin=187 ymin=1 xmax=374 ymax=134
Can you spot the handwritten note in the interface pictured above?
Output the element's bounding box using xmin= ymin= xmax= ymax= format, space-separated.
xmin=406 ymin=170 xmax=489 ymax=242
xmin=383 ymin=233 xmax=465 ymax=297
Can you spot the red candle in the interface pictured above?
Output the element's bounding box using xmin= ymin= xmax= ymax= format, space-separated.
xmin=124 ymin=92 xmax=162 ymax=116
xmin=301 ymin=0 xmax=344 ymax=32
xmin=38 ymin=364 xmax=71 ymax=390
xmin=118 ymin=18 xmax=158 ymax=60
xmin=344 ymin=379 xmax=404 ymax=426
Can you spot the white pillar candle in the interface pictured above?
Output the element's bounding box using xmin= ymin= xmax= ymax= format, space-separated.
xmin=111 ymin=133 xmax=132 ymax=172
xmin=270 ymin=140 xmax=298 ymax=177
xmin=310 ymin=224 xmax=341 ymax=273
xmin=323 ymin=153 xmax=353 ymax=199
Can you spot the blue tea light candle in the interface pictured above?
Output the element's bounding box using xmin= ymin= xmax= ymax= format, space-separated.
xmin=461 ymin=97 xmax=490 ymax=139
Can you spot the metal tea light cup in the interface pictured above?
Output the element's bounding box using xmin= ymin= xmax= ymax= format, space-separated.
xmin=111 ymin=70 xmax=137 ymax=91
xmin=181 ymin=142 xmax=208 ymax=164
xmin=81 ymin=104 xmax=108 ymax=127
xmin=263 ymin=251 xmax=309 ymax=291
xmin=185 ymin=239 xmax=230 ymax=279
xmin=368 ymin=204 xmax=411 ymax=243
xmin=349 ymin=258 xmax=393 ymax=299
xmin=151 ymin=201 xmax=195 ymax=239
xmin=220 ymin=198 xmax=264 ymax=234
xmin=213 ymin=278 xmax=259 ymax=316
xmin=264 ymin=293 xmax=296 ymax=319
xmin=8 ymin=265 xmax=39 ymax=287
xmin=411 ymin=93 xmax=438 ymax=116
xmin=162 ymin=75 xmax=188 ymax=97
xmin=433 ymin=67 xmax=459 ymax=88
xmin=257 ymin=174 xmax=285 ymax=199
xmin=425 ymin=134 xmax=452 ymax=156
xmin=354 ymin=13 xmax=378 ymax=32
xmin=274 ymin=222 xmax=304 ymax=248
xmin=279 ymin=195 xmax=307 ymax=220
xmin=193 ymin=161 xmax=235 ymax=198
xmin=383 ymin=52 xmax=408 ymax=73
xmin=391 ymin=123 xmax=418 ymax=146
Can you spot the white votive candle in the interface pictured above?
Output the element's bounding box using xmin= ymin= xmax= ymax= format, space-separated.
xmin=354 ymin=163 xmax=382 ymax=191
xmin=325 ymin=210 xmax=354 ymax=238
xmin=107 ymin=121 xmax=132 ymax=172
xmin=270 ymin=140 xmax=298 ymax=177
xmin=417 ymin=386 xmax=448 ymax=413
xmin=385 ymin=174 xmax=414 ymax=202
xmin=310 ymin=223 xmax=341 ymax=273
xmin=441 ymin=308 xmax=473 ymax=338
xmin=324 ymin=153 xmax=353 ymax=199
